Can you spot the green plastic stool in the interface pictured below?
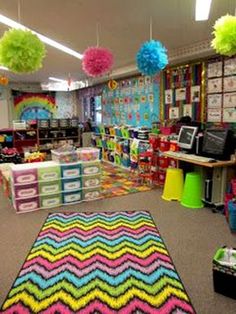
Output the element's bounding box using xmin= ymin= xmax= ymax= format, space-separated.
xmin=181 ymin=172 xmax=203 ymax=209
xmin=162 ymin=168 xmax=184 ymax=201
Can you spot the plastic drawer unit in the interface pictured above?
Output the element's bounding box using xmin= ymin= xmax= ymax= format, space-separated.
xmin=82 ymin=187 xmax=101 ymax=201
xmin=14 ymin=196 xmax=39 ymax=213
xmin=62 ymin=190 xmax=82 ymax=204
xmin=13 ymin=182 xmax=39 ymax=199
xmin=62 ymin=177 xmax=82 ymax=191
xmin=39 ymin=180 xmax=61 ymax=195
xmin=61 ymin=163 xmax=81 ymax=179
xmin=82 ymin=175 xmax=101 ymax=188
xmin=82 ymin=162 xmax=101 ymax=176
xmin=40 ymin=193 xmax=61 ymax=208
xmin=37 ymin=162 xmax=60 ymax=181
xmin=11 ymin=164 xmax=38 ymax=185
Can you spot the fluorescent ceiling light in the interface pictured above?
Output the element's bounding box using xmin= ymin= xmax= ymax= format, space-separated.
xmin=195 ymin=0 xmax=212 ymax=21
xmin=0 ymin=14 xmax=83 ymax=59
xmin=49 ymin=76 xmax=66 ymax=82
xmin=0 ymin=65 xmax=9 ymax=71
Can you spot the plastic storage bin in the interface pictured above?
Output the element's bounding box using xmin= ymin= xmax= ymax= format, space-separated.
xmin=62 ymin=177 xmax=82 ymax=191
xmin=14 ymin=196 xmax=39 ymax=213
xmin=51 ymin=150 xmax=78 ymax=164
xmin=11 ymin=164 xmax=38 ymax=184
xmin=82 ymin=175 xmax=100 ymax=188
xmin=38 ymin=119 xmax=49 ymax=128
xmin=40 ymin=193 xmax=61 ymax=208
xmin=61 ymin=163 xmax=81 ymax=178
xmin=213 ymin=246 xmax=236 ymax=299
xmin=82 ymin=187 xmax=101 ymax=201
xmin=62 ymin=190 xmax=82 ymax=204
xmin=39 ymin=180 xmax=61 ymax=195
xmin=77 ymin=147 xmax=100 ymax=162
xmin=38 ymin=163 xmax=60 ymax=181
xmin=13 ymin=182 xmax=38 ymax=199
xmin=82 ymin=162 xmax=100 ymax=175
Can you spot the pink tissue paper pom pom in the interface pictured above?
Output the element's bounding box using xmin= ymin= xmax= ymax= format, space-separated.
xmin=82 ymin=47 xmax=114 ymax=77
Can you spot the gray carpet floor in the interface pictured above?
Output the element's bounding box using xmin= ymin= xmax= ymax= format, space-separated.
xmin=0 ymin=188 xmax=235 ymax=314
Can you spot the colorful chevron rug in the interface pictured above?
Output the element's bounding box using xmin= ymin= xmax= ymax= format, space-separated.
xmin=0 ymin=211 xmax=195 ymax=314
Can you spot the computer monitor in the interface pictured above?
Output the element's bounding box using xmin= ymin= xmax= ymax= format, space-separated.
xmin=177 ymin=126 xmax=198 ymax=150
xmin=202 ymin=128 xmax=235 ymax=160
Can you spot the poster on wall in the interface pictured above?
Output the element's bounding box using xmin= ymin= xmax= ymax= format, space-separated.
xmin=13 ymin=91 xmax=56 ymax=120
xmin=223 ymin=76 xmax=236 ymax=92
xmin=207 ymin=108 xmax=221 ymax=122
xmin=224 ymin=58 xmax=236 ymax=75
xmin=223 ymin=92 xmax=236 ymax=108
xmin=190 ymin=86 xmax=200 ymax=102
xmin=207 ymin=61 xmax=222 ymax=78
xmin=207 ymin=94 xmax=222 ymax=108
xmin=175 ymin=88 xmax=186 ymax=101
xmin=183 ymin=104 xmax=192 ymax=117
xmin=169 ymin=107 xmax=179 ymax=119
xmin=102 ymin=75 xmax=159 ymax=127
xmin=165 ymin=89 xmax=173 ymax=104
xmin=223 ymin=108 xmax=236 ymax=122
xmin=207 ymin=78 xmax=222 ymax=93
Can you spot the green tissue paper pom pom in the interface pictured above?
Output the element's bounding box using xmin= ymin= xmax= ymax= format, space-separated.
xmin=211 ymin=15 xmax=236 ymax=57
xmin=0 ymin=28 xmax=46 ymax=73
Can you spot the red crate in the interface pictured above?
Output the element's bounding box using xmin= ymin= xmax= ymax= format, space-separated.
xmin=157 ymin=170 xmax=166 ymax=185
xmin=168 ymin=158 xmax=178 ymax=168
xmin=159 ymin=141 xmax=170 ymax=152
xmin=158 ymin=156 xmax=169 ymax=168
xmin=169 ymin=142 xmax=179 ymax=152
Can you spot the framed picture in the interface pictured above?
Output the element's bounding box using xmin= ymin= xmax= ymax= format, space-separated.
xmin=223 ymin=92 xmax=236 ymax=108
xmin=183 ymin=104 xmax=192 ymax=117
xmin=169 ymin=107 xmax=179 ymax=119
xmin=191 ymin=85 xmax=200 ymax=102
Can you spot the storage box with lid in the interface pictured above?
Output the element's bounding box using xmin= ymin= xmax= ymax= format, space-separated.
xmin=14 ymin=196 xmax=39 ymax=213
xmin=82 ymin=161 xmax=100 ymax=175
xmin=39 ymin=180 xmax=61 ymax=195
xmin=37 ymin=161 xmax=61 ymax=181
xmin=40 ymin=193 xmax=61 ymax=208
xmin=51 ymin=149 xmax=78 ymax=164
xmin=62 ymin=177 xmax=82 ymax=191
xmin=62 ymin=189 xmax=82 ymax=204
xmin=77 ymin=147 xmax=100 ymax=162
xmin=82 ymin=186 xmax=101 ymax=201
xmin=82 ymin=174 xmax=100 ymax=188
xmin=61 ymin=163 xmax=81 ymax=178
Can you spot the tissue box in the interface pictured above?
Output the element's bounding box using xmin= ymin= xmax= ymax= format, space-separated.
xmin=213 ymin=246 xmax=236 ymax=299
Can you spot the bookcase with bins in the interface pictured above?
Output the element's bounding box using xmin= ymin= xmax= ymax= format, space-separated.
xmin=92 ymin=125 xmax=150 ymax=170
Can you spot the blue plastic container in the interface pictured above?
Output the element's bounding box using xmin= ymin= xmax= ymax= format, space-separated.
xmin=228 ymin=200 xmax=236 ymax=231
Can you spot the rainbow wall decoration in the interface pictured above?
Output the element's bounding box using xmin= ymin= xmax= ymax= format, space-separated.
xmin=13 ymin=92 xmax=56 ymax=120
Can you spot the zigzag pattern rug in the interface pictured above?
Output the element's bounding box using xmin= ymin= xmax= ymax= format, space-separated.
xmin=0 ymin=211 xmax=195 ymax=314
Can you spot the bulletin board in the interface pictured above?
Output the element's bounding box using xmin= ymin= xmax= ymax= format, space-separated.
xmin=206 ymin=56 xmax=236 ymax=128
xmin=101 ymin=75 xmax=159 ymax=127
xmin=161 ymin=63 xmax=204 ymax=122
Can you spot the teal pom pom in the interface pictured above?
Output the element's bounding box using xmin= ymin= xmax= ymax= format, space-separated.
xmin=136 ymin=40 xmax=168 ymax=76
xmin=0 ymin=29 xmax=46 ymax=73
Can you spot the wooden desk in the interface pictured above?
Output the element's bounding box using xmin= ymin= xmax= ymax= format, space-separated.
xmin=163 ymin=152 xmax=236 ymax=209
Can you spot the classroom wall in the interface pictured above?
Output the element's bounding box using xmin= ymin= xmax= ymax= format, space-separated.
xmin=0 ymin=86 xmax=11 ymax=128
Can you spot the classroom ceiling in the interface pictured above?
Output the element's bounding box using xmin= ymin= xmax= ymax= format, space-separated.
xmin=0 ymin=0 xmax=235 ymax=84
